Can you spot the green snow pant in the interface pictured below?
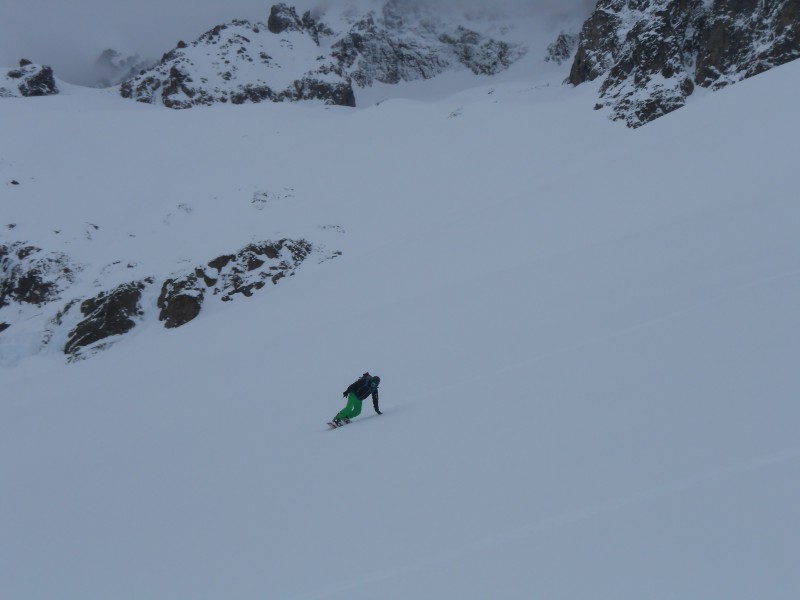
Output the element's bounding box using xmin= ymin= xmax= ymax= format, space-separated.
xmin=336 ymin=392 xmax=362 ymax=421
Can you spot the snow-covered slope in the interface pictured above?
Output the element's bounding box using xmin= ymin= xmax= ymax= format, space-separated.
xmin=1 ymin=41 xmax=799 ymax=600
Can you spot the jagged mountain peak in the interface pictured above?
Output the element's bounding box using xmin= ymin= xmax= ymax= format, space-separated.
xmin=117 ymin=2 xmax=528 ymax=109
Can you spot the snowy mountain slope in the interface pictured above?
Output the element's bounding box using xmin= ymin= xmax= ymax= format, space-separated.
xmin=1 ymin=51 xmax=800 ymax=600
xmin=118 ymin=2 xmax=532 ymax=109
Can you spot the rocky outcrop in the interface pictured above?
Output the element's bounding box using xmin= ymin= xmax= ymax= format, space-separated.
xmin=1 ymin=231 xmax=338 ymax=362
xmin=0 ymin=243 xmax=79 ymax=307
xmin=62 ymin=238 xmax=326 ymax=356
xmin=64 ymin=280 xmax=152 ymax=358
xmin=158 ymin=239 xmax=323 ymax=329
xmin=546 ymin=33 xmax=579 ymax=66
xmin=267 ymin=3 xmax=307 ymax=34
xmin=1 ymin=60 xmax=59 ymax=98
xmin=118 ymin=2 xmax=525 ymax=109
xmin=281 ymin=77 xmax=356 ymax=106
xmin=569 ymin=0 xmax=800 ymax=127
xmin=440 ymin=27 xmax=521 ymax=76
xmin=331 ymin=5 xmax=525 ymax=87
xmin=120 ymin=17 xmax=352 ymax=109
xmin=157 ymin=274 xmax=204 ymax=329
xmin=694 ymin=0 xmax=800 ymax=88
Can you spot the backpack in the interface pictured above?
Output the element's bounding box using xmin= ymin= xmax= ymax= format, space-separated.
xmin=347 ymin=372 xmax=376 ymax=398
xmin=353 ymin=372 xmax=371 ymax=394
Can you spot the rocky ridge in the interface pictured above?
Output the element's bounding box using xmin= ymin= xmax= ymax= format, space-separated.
xmin=568 ymin=0 xmax=800 ymax=127
xmin=119 ymin=2 xmax=526 ymax=108
xmin=0 ymin=237 xmax=339 ymax=362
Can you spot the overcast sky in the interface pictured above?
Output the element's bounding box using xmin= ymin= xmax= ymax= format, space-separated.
xmin=0 ymin=0 xmax=595 ymax=85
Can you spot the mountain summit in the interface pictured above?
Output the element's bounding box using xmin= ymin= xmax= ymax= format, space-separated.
xmin=119 ymin=2 xmax=527 ymax=108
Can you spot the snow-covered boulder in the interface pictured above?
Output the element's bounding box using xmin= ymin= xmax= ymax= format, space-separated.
xmin=568 ymin=0 xmax=800 ymax=127
xmin=1 ymin=60 xmax=59 ymax=98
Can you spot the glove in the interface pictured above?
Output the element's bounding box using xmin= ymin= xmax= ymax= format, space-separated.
xmin=343 ymin=391 xmax=348 ymax=398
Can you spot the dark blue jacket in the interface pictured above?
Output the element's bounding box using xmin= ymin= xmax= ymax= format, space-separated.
xmin=345 ymin=374 xmax=380 ymax=413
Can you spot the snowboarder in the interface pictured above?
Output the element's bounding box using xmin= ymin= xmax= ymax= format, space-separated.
xmin=331 ymin=372 xmax=381 ymax=426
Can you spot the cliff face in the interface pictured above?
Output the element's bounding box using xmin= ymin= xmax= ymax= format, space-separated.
xmin=569 ymin=0 xmax=800 ymax=127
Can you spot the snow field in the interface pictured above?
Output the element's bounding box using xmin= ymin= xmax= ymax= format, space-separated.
xmin=1 ymin=58 xmax=800 ymax=599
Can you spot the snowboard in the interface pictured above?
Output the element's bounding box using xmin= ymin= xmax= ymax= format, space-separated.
xmin=327 ymin=418 xmax=351 ymax=429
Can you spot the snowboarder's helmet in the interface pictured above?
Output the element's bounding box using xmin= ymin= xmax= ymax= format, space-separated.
xmin=372 ymin=376 xmax=380 ymax=386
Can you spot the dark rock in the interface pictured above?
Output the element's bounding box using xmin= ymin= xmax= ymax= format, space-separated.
xmin=597 ymin=5 xmax=697 ymax=126
xmin=1 ymin=243 xmax=78 ymax=308
xmin=268 ymin=3 xmax=305 ymax=34
xmin=280 ymin=77 xmax=355 ymax=107
xmin=546 ymin=32 xmax=578 ymax=65
xmin=19 ymin=58 xmax=33 ymax=67
xmin=568 ymin=2 xmax=625 ymax=86
xmin=161 ymin=65 xmax=195 ymax=107
xmin=569 ymin=0 xmax=800 ymax=127
xmin=334 ymin=15 xmax=452 ymax=85
xmin=695 ymin=0 xmax=800 ymax=88
xmin=440 ymin=27 xmax=522 ymax=76
xmin=17 ymin=65 xmax=58 ymax=97
xmin=157 ymin=274 xmax=204 ymax=328
xmin=155 ymin=238 xmax=322 ymax=329
xmin=64 ymin=279 xmax=151 ymax=356
xmin=230 ymin=84 xmax=275 ymax=105
xmin=208 ymin=254 xmax=235 ymax=271
xmin=5 ymin=62 xmax=59 ymax=97
xmin=120 ymin=74 xmax=162 ymax=102
xmin=10 ymin=180 xmax=19 ymax=185
xmin=0 ymin=322 xmax=9 ymax=333
xmin=160 ymin=239 xmax=322 ymax=330
xmin=209 ymin=240 xmax=313 ymax=301
xmin=302 ymin=10 xmax=334 ymax=45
